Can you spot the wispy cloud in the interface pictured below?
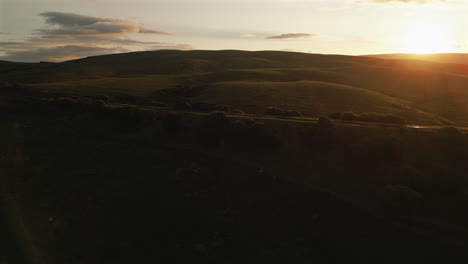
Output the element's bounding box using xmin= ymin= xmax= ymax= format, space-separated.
xmin=0 ymin=12 xmax=190 ymax=62
xmin=266 ymin=33 xmax=317 ymax=39
xmin=240 ymin=33 xmax=257 ymax=38
xmin=39 ymin=12 xmax=170 ymax=36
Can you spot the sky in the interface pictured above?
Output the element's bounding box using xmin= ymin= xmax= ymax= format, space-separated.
xmin=1 ymin=0 xmax=468 ymax=62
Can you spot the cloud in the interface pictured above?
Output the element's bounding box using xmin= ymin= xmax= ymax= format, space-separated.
xmin=0 ymin=12 xmax=191 ymax=62
xmin=368 ymin=0 xmax=452 ymax=4
xmin=39 ymin=12 xmax=170 ymax=36
xmin=240 ymin=33 xmax=257 ymax=38
xmin=266 ymin=33 xmax=317 ymax=39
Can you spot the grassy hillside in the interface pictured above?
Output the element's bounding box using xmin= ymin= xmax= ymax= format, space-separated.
xmin=2 ymin=50 xmax=468 ymax=124
xmin=2 ymin=92 xmax=468 ymax=263
xmin=365 ymin=53 xmax=468 ymax=65
xmin=30 ymin=75 xmax=176 ymax=97
xmin=192 ymin=81 xmax=447 ymax=124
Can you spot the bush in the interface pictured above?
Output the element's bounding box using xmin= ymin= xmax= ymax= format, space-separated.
xmin=285 ymin=110 xmax=302 ymax=117
xmin=173 ymin=102 xmax=192 ymax=111
xmin=93 ymin=95 xmax=110 ymax=103
xmin=113 ymin=105 xmax=142 ymax=118
xmin=207 ymin=110 xmax=227 ymax=122
xmin=231 ymin=109 xmax=245 ymax=115
xmin=192 ymin=102 xmax=216 ymax=112
xmin=230 ymin=119 xmax=249 ymax=131
xmin=242 ymin=118 xmax=256 ymax=126
xmin=316 ymin=116 xmax=333 ymax=129
xmin=341 ymin=112 xmax=358 ymax=121
xmin=328 ymin=111 xmax=405 ymax=124
xmin=112 ymin=95 xmax=152 ymax=105
xmin=359 ymin=113 xmax=405 ymax=124
xmin=90 ymin=100 xmax=106 ymax=112
xmin=328 ymin=112 xmax=342 ymax=119
xmin=264 ymin=107 xmax=301 ymax=117
xmin=379 ymin=114 xmax=406 ymax=124
xmin=264 ymin=107 xmax=287 ymax=116
xmin=150 ymin=101 xmax=168 ymax=108
xmin=214 ymin=105 xmax=230 ymax=113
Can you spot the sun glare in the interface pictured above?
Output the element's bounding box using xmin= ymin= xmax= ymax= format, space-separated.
xmin=397 ymin=17 xmax=456 ymax=54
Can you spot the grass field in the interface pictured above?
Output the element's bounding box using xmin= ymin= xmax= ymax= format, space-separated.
xmin=193 ymin=80 xmax=449 ymax=124
xmin=3 ymin=50 xmax=468 ymax=125
xmin=28 ymin=75 xmax=176 ymax=96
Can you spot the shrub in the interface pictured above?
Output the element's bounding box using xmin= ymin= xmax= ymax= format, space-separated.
xmin=108 ymin=106 xmax=146 ymax=127
xmin=380 ymin=114 xmax=406 ymax=124
xmin=316 ymin=116 xmax=333 ymax=129
xmin=112 ymin=95 xmax=152 ymax=105
xmin=328 ymin=112 xmax=342 ymax=119
xmin=264 ymin=107 xmax=286 ymax=116
xmin=341 ymin=112 xmax=358 ymax=121
xmin=231 ymin=109 xmax=245 ymax=115
xmin=230 ymin=119 xmax=249 ymax=131
xmin=150 ymin=101 xmax=168 ymax=108
xmin=207 ymin=110 xmax=227 ymax=122
xmin=93 ymin=95 xmax=110 ymax=103
xmin=173 ymin=102 xmax=192 ymax=111
xmin=113 ymin=105 xmax=142 ymax=117
xmin=242 ymin=118 xmax=256 ymax=127
xmin=56 ymin=97 xmax=76 ymax=108
xmin=191 ymin=102 xmax=216 ymax=112
xmin=214 ymin=105 xmax=230 ymax=113
xmin=285 ymin=110 xmax=302 ymax=117
xmin=90 ymin=100 xmax=106 ymax=112
xmin=264 ymin=107 xmax=301 ymax=117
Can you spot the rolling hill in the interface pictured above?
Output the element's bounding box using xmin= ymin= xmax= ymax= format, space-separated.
xmin=2 ymin=50 xmax=468 ymax=124
xmin=365 ymin=53 xmax=468 ymax=65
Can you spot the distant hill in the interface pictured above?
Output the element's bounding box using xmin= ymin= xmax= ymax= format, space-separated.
xmin=364 ymin=53 xmax=468 ymax=65
xmin=2 ymin=50 xmax=468 ymax=125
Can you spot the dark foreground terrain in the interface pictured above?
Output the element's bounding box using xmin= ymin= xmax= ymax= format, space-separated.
xmin=2 ymin=50 xmax=468 ymax=263
xmin=0 ymin=85 xmax=468 ymax=264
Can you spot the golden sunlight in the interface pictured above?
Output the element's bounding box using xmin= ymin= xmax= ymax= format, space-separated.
xmin=397 ymin=16 xmax=456 ymax=54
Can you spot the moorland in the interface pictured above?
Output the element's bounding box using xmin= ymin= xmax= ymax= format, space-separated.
xmin=1 ymin=50 xmax=468 ymax=264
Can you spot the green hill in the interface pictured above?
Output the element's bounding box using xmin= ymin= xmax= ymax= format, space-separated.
xmin=2 ymin=50 xmax=468 ymax=124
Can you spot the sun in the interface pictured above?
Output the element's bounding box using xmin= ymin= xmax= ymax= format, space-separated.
xmin=396 ymin=17 xmax=456 ymax=54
